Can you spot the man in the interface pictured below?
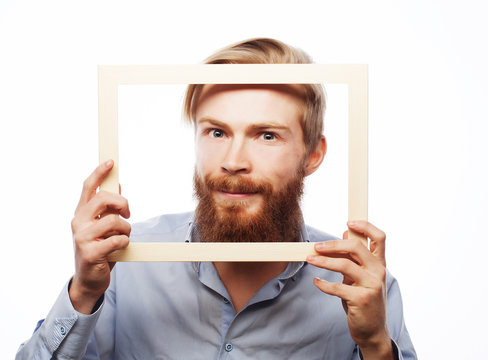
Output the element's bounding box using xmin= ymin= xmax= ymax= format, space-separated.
xmin=17 ymin=38 xmax=416 ymax=359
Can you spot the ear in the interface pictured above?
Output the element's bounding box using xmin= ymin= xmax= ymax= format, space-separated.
xmin=304 ymin=136 xmax=326 ymax=176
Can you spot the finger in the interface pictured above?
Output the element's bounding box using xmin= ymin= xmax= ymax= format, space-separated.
xmin=307 ymin=255 xmax=377 ymax=287
xmin=313 ymin=277 xmax=357 ymax=302
xmin=348 ymin=221 xmax=386 ymax=265
xmin=97 ymin=234 xmax=130 ymax=257
xmin=90 ymin=214 xmax=131 ymax=240
xmin=342 ymin=230 xmax=348 ymax=240
xmin=79 ymin=234 xmax=130 ymax=263
xmin=314 ymin=240 xmax=377 ymax=269
xmin=74 ymin=215 xmax=131 ymax=246
xmin=76 ymin=160 xmax=114 ymax=212
xmin=77 ymin=191 xmax=130 ymax=222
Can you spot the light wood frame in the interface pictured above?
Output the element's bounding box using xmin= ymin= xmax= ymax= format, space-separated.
xmin=99 ymin=64 xmax=368 ymax=262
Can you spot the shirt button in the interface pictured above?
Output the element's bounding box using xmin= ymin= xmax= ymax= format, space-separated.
xmin=59 ymin=326 xmax=66 ymax=335
xmin=223 ymin=298 xmax=230 ymax=304
xmin=225 ymin=343 xmax=233 ymax=352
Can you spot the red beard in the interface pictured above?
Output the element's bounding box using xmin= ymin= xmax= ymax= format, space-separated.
xmin=194 ymin=170 xmax=304 ymax=243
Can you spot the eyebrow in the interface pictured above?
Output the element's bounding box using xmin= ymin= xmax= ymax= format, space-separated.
xmin=197 ymin=117 xmax=230 ymax=130
xmin=249 ymin=123 xmax=290 ymax=131
xmin=197 ymin=116 xmax=291 ymax=133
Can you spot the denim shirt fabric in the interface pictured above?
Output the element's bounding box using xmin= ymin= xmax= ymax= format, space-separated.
xmin=16 ymin=212 xmax=416 ymax=360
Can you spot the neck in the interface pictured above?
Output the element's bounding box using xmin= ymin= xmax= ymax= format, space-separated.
xmin=214 ymin=261 xmax=288 ymax=313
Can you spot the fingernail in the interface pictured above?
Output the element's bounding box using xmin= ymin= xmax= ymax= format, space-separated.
xmin=314 ymin=277 xmax=324 ymax=283
xmin=105 ymin=160 xmax=113 ymax=168
xmin=307 ymin=255 xmax=317 ymax=262
xmin=348 ymin=221 xmax=356 ymax=227
xmin=315 ymin=242 xmax=325 ymax=250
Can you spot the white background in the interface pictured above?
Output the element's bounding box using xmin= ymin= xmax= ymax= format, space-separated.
xmin=1 ymin=1 xmax=487 ymax=358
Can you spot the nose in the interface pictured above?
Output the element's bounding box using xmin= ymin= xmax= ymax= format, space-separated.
xmin=221 ymin=137 xmax=251 ymax=175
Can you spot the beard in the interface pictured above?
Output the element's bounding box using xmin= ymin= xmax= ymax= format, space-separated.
xmin=193 ymin=169 xmax=305 ymax=243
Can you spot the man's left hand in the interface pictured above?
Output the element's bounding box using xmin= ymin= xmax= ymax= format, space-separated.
xmin=307 ymin=221 xmax=395 ymax=360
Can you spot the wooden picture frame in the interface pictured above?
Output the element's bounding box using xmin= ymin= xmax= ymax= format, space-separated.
xmin=98 ymin=64 xmax=368 ymax=261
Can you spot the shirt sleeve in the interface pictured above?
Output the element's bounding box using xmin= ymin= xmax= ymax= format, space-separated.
xmin=353 ymin=340 xmax=402 ymax=360
xmin=384 ymin=271 xmax=417 ymax=360
xmin=15 ymin=280 xmax=104 ymax=360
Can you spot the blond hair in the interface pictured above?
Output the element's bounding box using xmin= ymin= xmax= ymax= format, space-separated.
xmin=183 ymin=38 xmax=325 ymax=156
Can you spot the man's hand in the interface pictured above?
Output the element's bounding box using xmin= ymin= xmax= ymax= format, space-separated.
xmin=69 ymin=160 xmax=131 ymax=314
xmin=307 ymin=221 xmax=395 ymax=360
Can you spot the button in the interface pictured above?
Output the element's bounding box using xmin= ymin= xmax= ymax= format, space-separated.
xmin=59 ymin=326 xmax=66 ymax=336
xmin=223 ymin=298 xmax=230 ymax=304
xmin=225 ymin=343 xmax=233 ymax=352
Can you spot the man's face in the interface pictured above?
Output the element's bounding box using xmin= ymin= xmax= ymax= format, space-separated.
xmin=193 ymin=84 xmax=311 ymax=242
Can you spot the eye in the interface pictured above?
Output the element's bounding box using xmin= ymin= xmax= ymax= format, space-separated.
xmin=209 ymin=129 xmax=224 ymax=138
xmin=261 ymin=132 xmax=276 ymax=141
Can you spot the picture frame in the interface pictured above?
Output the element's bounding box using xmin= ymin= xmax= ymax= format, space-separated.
xmin=98 ymin=64 xmax=368 ymax=261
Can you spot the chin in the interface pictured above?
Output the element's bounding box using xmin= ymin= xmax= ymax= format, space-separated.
xmin=215 ymin=198 xmax=262 ymax=215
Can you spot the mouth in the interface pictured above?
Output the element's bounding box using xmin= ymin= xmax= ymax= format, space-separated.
xmin=219 ymin=190 xmax=258 ymax=199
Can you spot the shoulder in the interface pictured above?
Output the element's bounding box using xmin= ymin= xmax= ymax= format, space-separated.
xmin=130 ymin=211 xmax=194 ymax=243
xmin=304 ymin=224 xmax=340 ymax=242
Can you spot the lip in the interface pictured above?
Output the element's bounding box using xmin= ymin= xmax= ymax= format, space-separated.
xmin=218 ymin=190 xmax=258 ymax=199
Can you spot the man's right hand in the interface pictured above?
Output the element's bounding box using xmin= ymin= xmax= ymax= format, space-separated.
xmin=69 ymin=160 xmax=131 ymax=314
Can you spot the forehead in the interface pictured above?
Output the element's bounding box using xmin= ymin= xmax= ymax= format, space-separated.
xmin=195 ymin=84 xmax=306 ymax=126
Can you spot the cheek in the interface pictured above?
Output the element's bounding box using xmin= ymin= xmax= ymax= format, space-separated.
xmin=195 ymin=151 xmax=208 ymax=176
xmin=253 ymin=147 xmax=304 ymax=181
xmin=195 ymin=141 xmax=219 ymax=176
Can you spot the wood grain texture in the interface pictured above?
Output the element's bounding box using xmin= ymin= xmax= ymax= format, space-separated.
xmin=107 ymin=242 xmax=319 ymax=262
xmin=98 ymin=64 xmax=369 ymax=258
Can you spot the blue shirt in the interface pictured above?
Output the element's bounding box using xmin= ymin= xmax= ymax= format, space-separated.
xmin=16 ymin=212 xmax=417 ymax=359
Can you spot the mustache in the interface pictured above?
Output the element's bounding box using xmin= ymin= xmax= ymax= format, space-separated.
xmin=194 ymin=170 xmax=305 ymax=243
xmin=203 ymin=175 xmax=273 ymax=194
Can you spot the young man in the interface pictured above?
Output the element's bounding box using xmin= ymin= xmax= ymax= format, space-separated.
xmin=17 ymin=38 xmax=416 ymax=359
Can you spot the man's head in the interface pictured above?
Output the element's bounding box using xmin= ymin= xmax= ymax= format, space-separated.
xmin=184 ymin=38 xmax=326 ymax=158
xmin=187 ymin=38 xmax=327 ymax=242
